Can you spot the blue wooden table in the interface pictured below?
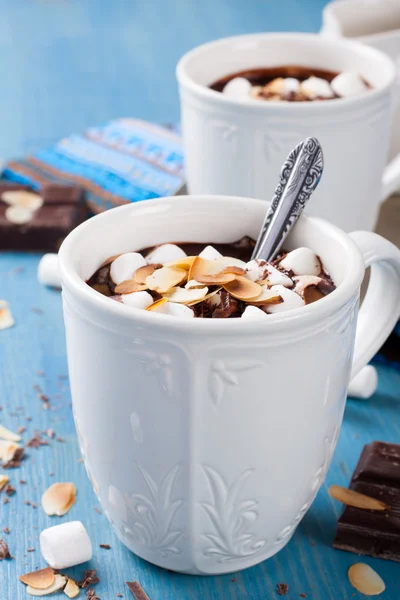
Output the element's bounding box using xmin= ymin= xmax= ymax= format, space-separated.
xmin=1 ymin=1 xmax=400 ymax=598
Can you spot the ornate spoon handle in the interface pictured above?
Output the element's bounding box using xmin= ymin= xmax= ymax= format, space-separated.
xmin=252 ymin=137 xmax=324 ymax=262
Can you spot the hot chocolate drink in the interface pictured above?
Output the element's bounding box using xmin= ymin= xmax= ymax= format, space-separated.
xmin=87 ymin=237 xmax=336 ymax=319
xmin=210 ymin=65 xmax=371 ymax=102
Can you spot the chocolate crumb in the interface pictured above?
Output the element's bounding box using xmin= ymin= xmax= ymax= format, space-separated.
xmin=3 ymin=528 xmax=10 ymax=535
xmin=26 ymin=433 xmax=48 ymax=448
xmin=117 ymin=595 xmax=123 ymax=598
xmin=299 ymin=595 xmax=307 ymax=599
xmin=24 ymin=500 xmax=31 ymax=506
xmin=5 ymin=484 xmax=15 ymax=496
xmin=231 ymin=577 xmax=236 ymax=582
xmin=40 ymin=395 xmax=50 ymax=410
xmin=0 ymin=539 xmax=12 ymax=560
xmin=86 ymin=590 xmax=100 ymax=600
xmin=31 ymin=502 xmax=37 ymax=509
xmin=99 ymin=544 xmax=111 ymax=549
xmin=56 ymin=437 xmax=65 ymax=443
xmin=126 ymin=581 xmax=150 ymax=600
xmin=31 ymin=307 xmax=43 ymax=315
xmin=79 ymin=570 xmax=100 ymax=589
xmin=3 ymin=498 xmax=9 ymax=505
xmin=17 ymin=426 xmax=26 ymax=435
xmin=3 ymin=447 xmax=25 ymax=469
xmin=276 ymin=583 xmax=289 ymax=596
xmin=26 ymin=417 xmax=32 ymax=422
xmin=27 ymin=547 xmax=35 ymax=552
xmin=94 ymin=506 xmax=102 ymax=515
xmin=49 ymin=472 xmax=54 ymax=476
xmin=36 ymin=370 xmax=45 ymax=376
xmin=20 ymin=480 xmax=26 ymax=484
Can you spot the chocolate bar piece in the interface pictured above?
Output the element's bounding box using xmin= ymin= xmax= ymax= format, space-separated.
xmin=333 ymin=441 xmax=400 ymax=561
xmin=0 ymin=183 xmax=89 ymax=251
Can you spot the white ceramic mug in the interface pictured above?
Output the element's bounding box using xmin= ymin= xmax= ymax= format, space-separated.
xmin=321 ymin=0 xmax=400 ymax=173
xmin=58 ymin=195 xmax=400 ymax=575
xmin=177 ymin=33 xmax=400 ymax=232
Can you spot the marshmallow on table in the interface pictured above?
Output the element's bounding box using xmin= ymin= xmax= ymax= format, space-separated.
xmin=348 ymin=365 xmax=378 ymax=399
xmin=40 ymin=521 xmax=92 ymax=569
xmin=146 ymin=243 xmax=187 ymax=265
xmin=300 ymin=76 xmax=334 ymax=99
xmin=331 ymin=72 xmax=369 ymax=98
xmin=38 ymin=254 xmax=61 ymax=288
xmin=279 ymin=247 xmax=321 ymax=276
xmin=222 ymin=77 xmax=252 ymax=100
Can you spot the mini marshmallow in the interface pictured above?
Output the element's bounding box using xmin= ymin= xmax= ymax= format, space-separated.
xmin=198 ymin=245 xmax=223 ymax=261
xmin=110 ymin=252 xmax=147 ymax=285
xmin=121 ymin=290 xmax=153 ymax=309
xmin=38 ymin=254 xmax=61 ymax=288
xmin=331 ymin=72 xmax=369 ymax=98
xmin=152 ymin=301 xmax=194 ymax=318
xmin=300 ymin=76 xmax=334 ymax=99
xmin=246 ymin=260 xmax=293 ymax=287
xmin=146 ymin=243 xmax=187 ymax=265
xmin=279 ymin=248 xmax=321 ymax=276
xmin=241 ymin=305 xmax=268 ymax=320
xmin=293 ymin=275 xmax=322 ymax=297
xmin=265 ymin=285 xmax=305 ymax=313
xmin=222 ymin=77 xmax=252 ymax=100
xmin=348 ymin=365 xmax=378 ymax=399
xmin=40 ymin=521 xmax=92 ymax=569
xmin=282 ymin=77 xmax=300 ymax=95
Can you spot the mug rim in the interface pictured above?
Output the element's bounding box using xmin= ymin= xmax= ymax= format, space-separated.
xmin=176 ymin=31 xmax=395 ymax=113
xmin=59 ymin=195 xmax=365 ymax=333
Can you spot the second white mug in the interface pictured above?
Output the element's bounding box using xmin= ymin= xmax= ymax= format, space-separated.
xmin=177 ymin=33 xmax=400 ymax=232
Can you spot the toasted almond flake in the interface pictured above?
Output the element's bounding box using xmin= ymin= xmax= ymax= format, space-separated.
xmin=27 ymin=574 xmax=67 ymax=596
xmin=189 ymin=256 xmax=225 ymax=281
xmin=146 ymin=266 xmax=187 ymax=293
xmin=348 ymin=564 xmax=385 ymax=596
xmin=219 ymin=256 xmax=248 ymax=270
xmin=41 ymin=482 xmax=76 ymax=516
xmin=134 ymin=264 xmax=160 ymax=284
xmin=196 ymin=272 xmax=236 ymax=285
xmin=185 ymin=279 xmax=205 ymax=289
xmin=146 ymin=297 xmax=168 ymax=312
xmin=99 ymin=253 xmax=122 ymax=268
xmin=223 ymin=276 xmax=262 ymax=300
xmin=165 ymin=256 xmax=196 ymax=270
xmin=329 ymin=485 xmax=389 ymax=511
xmin=114 ymin=280 xmax=148 ymax=294
xmin=0 ymin=425 xmax=21 ymax=443
xmin=222 ymin=265 xmax=246 ymax=276
xmin=5 ymin=205 xmax=34 ymax=225
xmin=0 ymin=440 xmax=22 ymax=462
xmin=164 ymin=286 xmax=209 ymax=305
xmin=188 ymin=287 xmax=222 ymax=306
xmin=0 ymin=300 xmax=15 ymax=330
xmin=2 ymin=190 xmax=43 ymax=210
xmin=248 ymin=287 xmax=284 ymax=306
xmin=20 ymin=567 xmax=55 ymax=590
xmin=63 ymin=578 xmax=80 ymax=598
xmin=0 ymin=475 xmax=9 ymax=492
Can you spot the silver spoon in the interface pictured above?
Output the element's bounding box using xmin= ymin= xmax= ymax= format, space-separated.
xmin=251 ymin=137 xmax=324 ymax=262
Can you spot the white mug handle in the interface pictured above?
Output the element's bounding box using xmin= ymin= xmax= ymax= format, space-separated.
xmin=349 ymin=231 xmax=400 ymax=379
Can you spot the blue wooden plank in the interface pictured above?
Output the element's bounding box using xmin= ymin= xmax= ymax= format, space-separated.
xmin=1 ymin=0 xmax=400 ymax=598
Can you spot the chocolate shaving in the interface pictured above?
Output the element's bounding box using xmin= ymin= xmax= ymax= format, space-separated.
xmin=86 ymin=590 xmax=100 ymax=600
xmin=99 ymin=544 xmax=110 ymax=549
xmin=5 ymin=484 xmax=15 ymax=496
xmin=126 ymin=581 xmax=150 ymax=600
xmin=79 ymin=570 xmax=100 ymax=589
xmin=3 ymin=447 xmax=25 ymax=469
xmin=3 ymin=528 xmax=9 ymax=535
xmin=3 ymin=498 xmax=9 ymax=504
xmin=0 ymin=539 xmax=12 ymax=560
xmin=26 ymin=547 xmax=35 ymax=552
xmin=211 ymin=289 xmax=243 ymax=318
xmin=94 ymin=506 xmax=102 ymax=515
xmin=26 ymin=433 xmax=48 ymax=448
xmin=17 ymin=426 xmax=26 ymax=434
xmin=276 ymin=583 xmax=289 ymax=596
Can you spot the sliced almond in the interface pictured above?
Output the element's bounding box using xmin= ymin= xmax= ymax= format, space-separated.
xmin=5 ymin=205 xmax=34 ymax=225
xmin=41 ymin=482 xmax=76 ymax=516
xmin=348 ymin=563 xmax=385 ymax=596
xmin=146 ymin=297 xmax=168 ymax=312
xmin=196 ymin=272 xmax=236 ymax=285
xmin=114 ymin=279 xmax=148 ymax=294
xmin=329 ymin=485 xmax=389 ymax=511
xmin=134 ymin=264 xmax=161 ymax=285
xmin=63 ymin=578 xmax=80 ymax=598
xmin=20 ymin=567 xmax=55 ymax=590
xmin=27 ymin=574 xmax=67 ymax=596
xmin=185 ymin=279 xmax=205 ymax=289
xmin=164 ymin=286 xmax=209 ymax=305
xmin=0 ymin=300 xmax=15 ymax=330
xmin=188 ymin=287 xmax=222 ymax=306
xmin=0 ymin=424 xmax=21 ymax=442
xmin=222 ymin=265 xmax=246 ymax=276
xmin=2 ymin=190 xmax=43 ymax=211
xmin=145 ymin=266 xmax=187 ymax=293
xmin=248 ymin=287 xmax=284 ymax=306
xmin=0 ymin=474 xmax=9 ymax=491
xmin=0 ymin=440 xmax=22 ymax=462
xmin=189 ymin=256 xmax=226 ymax=281
xmin=223 ymin=276 xmax=262 ymax=301
xmin=219 ymin=256 xmax=248 ymax=270
xmin=165 ymin=256 xmax=196 ymax=271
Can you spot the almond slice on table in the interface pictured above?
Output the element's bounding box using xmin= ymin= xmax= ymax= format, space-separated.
xmin=146 ymin=297 xmax=168 ymax=312
xmin=223 ymin=276 xmax=262 ymax=301
xmin=0 ymin=300 xmax=15 ymax=330
xmin=0 ymin=440 xmax=23 ymax=462
xmin=0 ymin=424 xmax=21 ymax=442
xmin=134 ymin=264 xmax=161 ymax=285
xmin=27 ymin=574 xmax=67 ymax=596
xmin=348 ymin=563 xmax=385 ymax=596
xmin=329 ymin=485 xmax=389 ymax=511
xmin=0 ymin=475 xmax=9 ymax=491
xmin=164 ymin=286 xmax=209 ymax=305
xmin=114 ymin=280 xmax=148 ymax=295
xmin=248 ymin=287 xmax=283 ymax=306
xmin=145 ymin=266 xmax=187 ymax=293
xmin=5 ymin=205 xmax=34 ymax=225
xmin=42 ymin=483 xmax=76 ymax=516
xmin=63 ymin=578 xmax=80 ymax=598
xmin=2 ymin=190 xmax=44 ymax=210
xmin=20 ymin=567 xmax=55 ymax=590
